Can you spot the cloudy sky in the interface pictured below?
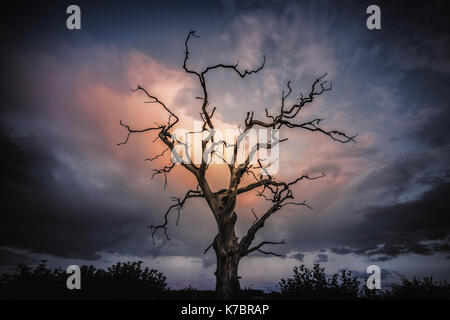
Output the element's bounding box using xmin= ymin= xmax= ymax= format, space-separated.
xmin=1 ymin=0 xmax=449 ymax=291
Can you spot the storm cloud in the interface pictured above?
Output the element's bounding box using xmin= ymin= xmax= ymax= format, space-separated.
xmin=1 ymin=0 xmax=449 ymax=289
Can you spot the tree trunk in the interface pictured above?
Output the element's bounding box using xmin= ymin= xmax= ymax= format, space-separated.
xmin=213 ymin=212 xmax=241 ymax=299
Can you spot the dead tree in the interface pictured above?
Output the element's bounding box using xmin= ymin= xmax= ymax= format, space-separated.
xmin=118 ymin=31 xmax=356 ymax=298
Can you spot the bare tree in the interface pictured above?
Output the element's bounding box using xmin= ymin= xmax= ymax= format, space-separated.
xmin=118 ymin=31 xmax=356 ymax=298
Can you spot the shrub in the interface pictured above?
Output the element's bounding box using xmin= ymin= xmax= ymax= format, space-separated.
xmin=0 ymin=260 xmax=167 ymax=299
xmin=279 ymin=264 xmax=360 ymax=299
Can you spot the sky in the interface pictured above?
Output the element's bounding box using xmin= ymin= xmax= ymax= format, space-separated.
xmin=0 ymin=0 xmax=449 ymax=291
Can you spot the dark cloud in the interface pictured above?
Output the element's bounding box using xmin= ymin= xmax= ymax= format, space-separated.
xmin=292 ymin=253 xmax=305 ymax=262
xmin=332 ymin=182 xmax=450 ymax=260
xmin=333 ymin=242 xmax=450 ymax=262
xmin=0 ymin=131 xmax=56 ymax=187
xmin=1 ymin=0 xmax=450 ymax=287
xmin=0 ymin=130 xmax=156 ymax=261
xmin=330 ymin=247 xmax=353 ymax=255
xmin=315 ymin=254 xmax=328 ymax=263
xmin=284 ymin=146 xmax=450 ymax=262
xmin=414 ymin=107 xmax=450 ymax=148
xmin=354 ymin=153 xmax=441 ymax=201
xmin=0 ymin=248 xmax=36 ymax=268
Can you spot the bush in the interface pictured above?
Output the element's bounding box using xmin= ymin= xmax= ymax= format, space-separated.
xmin=279 ymin=264 xmax=360 ymax=299
xmin=279 ymin=264 xmax=450 ymax=300
xmin=384 ymin=276 xmax=450 ymax=300
xmin=0 ymin=260 xmax=167 ymax=299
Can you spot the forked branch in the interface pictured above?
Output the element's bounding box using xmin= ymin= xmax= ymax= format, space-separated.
xmin=118 ymin=31 xmax=356 ymax=257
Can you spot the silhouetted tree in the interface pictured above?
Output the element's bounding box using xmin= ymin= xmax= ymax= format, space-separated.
xmin=118 ymin=31 xmax=355 ymax=298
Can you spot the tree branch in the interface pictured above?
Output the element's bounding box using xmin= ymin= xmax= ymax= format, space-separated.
xmin=119 ymin=31 xmax=356 ymax=263
xmin=150 ymin=186 xmax=203 ymax=244
xmin=117 ymin=120 xmax=162 ymax=146
xmin=245 ymin=240 xmax=286 ymax=257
